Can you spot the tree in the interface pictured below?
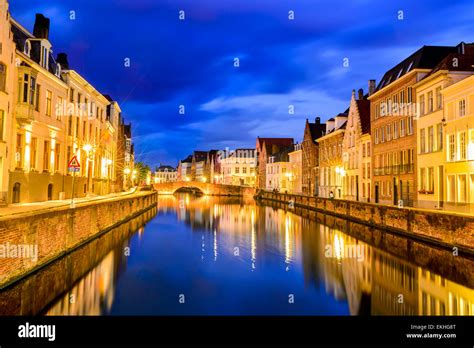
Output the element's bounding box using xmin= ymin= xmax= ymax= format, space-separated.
xmin=134 ymin=162 xmax=150 ymax=184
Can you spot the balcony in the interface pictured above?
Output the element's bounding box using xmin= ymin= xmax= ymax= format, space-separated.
xmin=15 ymin=103 xmax=35 ymax=124
xmin=374 ymin=164 xmax=414 ymax=176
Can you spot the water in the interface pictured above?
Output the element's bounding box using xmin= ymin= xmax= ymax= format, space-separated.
xmin=1 ymin=193 xmax=473 ymax=316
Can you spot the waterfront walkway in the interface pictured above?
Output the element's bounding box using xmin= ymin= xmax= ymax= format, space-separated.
xmin=0 ymin=187 xmax=143 ymax=218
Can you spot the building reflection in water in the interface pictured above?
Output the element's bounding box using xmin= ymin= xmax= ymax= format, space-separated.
xmin=46 ymin=251 xmax=116 ymax=315
xmin=39 ymin=194 xmax=474 ymax=316
xmin=165 ymin=193 xmax=474 ymax=316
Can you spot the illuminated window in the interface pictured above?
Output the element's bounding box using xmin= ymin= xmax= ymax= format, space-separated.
xmin=45 ymin=90 xmax=52 ymax=116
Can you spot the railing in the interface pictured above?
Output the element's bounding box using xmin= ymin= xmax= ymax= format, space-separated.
xmin=374 ymin=164 xmax=414 ymax=176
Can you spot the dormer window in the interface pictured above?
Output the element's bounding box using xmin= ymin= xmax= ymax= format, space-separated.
xmin=41 ymin=45 xmax=49 ymax=69
xmin=55 ymin=63 xmax=61 ymax=77
xmin=24 ymin=40 xmax=31 ymax=56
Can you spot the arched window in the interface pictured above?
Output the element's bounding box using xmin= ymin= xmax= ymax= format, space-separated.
xmin=24 ymin=40 xmax=31 ymax=56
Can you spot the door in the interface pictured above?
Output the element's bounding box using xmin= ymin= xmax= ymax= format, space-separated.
xmin=12 ymin=183 xmax=20 ymax=203
xmin=438 ymin=166 xmax=444 ymax=208
xmin=375 ymin=184 xmax=379 ymax=203
xmin=48 ymin=184 xmax=53 ymax=200
xmin=393 ymin=177 xmax=398 ymax=205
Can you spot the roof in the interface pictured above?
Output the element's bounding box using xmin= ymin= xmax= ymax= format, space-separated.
xmin=422 ymin=50 xmax=474 ymax=80
xmin=123 ymin=124 xmax=132 ymax=138
xmin=257 ymin=137 xmax=293 ymax=148
xmin=156 ymin=165 xmax=176 ymax=172
xmin=306 ymin=119 xmax=326 ymax=143
xmin=181 ymin=155 xmax=192 ymax=163
xmin=193 ymin=151 xmax=208 ymax=162
xmin=356 ymin=99 xmax=371 ymax=134
xmin=10 ymin=19 xmax=63 ymax=81
xmin=376 ymin=45 xmax=458 ymax=91
xmin=269 ymin=146 xmax=293 ymax=163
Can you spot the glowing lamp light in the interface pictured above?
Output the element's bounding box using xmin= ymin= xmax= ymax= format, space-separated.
xmin=83 ymin=144 xmax=92 ymax=152
xmin=124 ymin=168 xmax=131 ymax=175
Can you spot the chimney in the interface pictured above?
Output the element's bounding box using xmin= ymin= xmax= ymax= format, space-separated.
xmin=315 ymin=116 xmax=320 ymax=125
xmin=33 ymin=14 xmax=50 ymax=40
xmin=56 ymin=53 xmax=69 ymax=70
xmin=358 ymin=88 xmax=364 ymax=100
xmin=368 ymin=79 xmax=376 ymax=96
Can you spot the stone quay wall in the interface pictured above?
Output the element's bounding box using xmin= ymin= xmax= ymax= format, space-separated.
xmin=0 ymin=191 xmax=157 ymax=288
xmin=257 ymin=191 xmax=474 ymax=256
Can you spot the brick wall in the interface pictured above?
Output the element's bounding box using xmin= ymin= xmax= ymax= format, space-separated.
xmin=0 ymin=192 xmax=157 ymax=288
xmin=258 ymin=191 xmax=474 ymax=255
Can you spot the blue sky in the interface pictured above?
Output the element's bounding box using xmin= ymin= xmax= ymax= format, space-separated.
xmin=9 ymin=0 xmax=474 ymax=167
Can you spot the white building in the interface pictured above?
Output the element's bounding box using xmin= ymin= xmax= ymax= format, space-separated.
xmin=265 ymin=149 xmax=292 ymax=192
xmin=219 ymin=148 xmax=256 ymax=186
xmin=154 ymin=165 xmax=177 ymax=183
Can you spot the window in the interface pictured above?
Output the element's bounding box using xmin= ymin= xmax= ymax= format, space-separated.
xmin=428 ymin=167 xmax=434 ymax=192
xmin=0 ymin=62 xmax=6 ymax=92
xmin=407 ymin=87 xmax=413 ymax=103
xmin=46 ymin=90 xmax=52 ymax=116
xmin=393 ymin=122 xmax=399 ymax=139
xmin=458 ymin=175 xmax=467 ymax=203
xmin=43 ymin=140 xmax=50 ymax=171
xmin=381 ymin=127 xmax=385 ymax=143
xmin=68 ymin=117 xmax=72 ymax=136
xmin=235 ymin=167 xmax=239 ymax=174
xmin=366 ymin=143 xmax=370 ymax=157
xmin=29 ymin=77 xmax=36 ymax=105
xmin=0 ymin=110 xmax=3 ymax=141
xmin=428 ymin=126 xmax=434 ymax=153
xmin=448 ymin=134 xmax=456 ymax=161
xmin=55 ymin=143 xmax=60 ymax=172
xmin=459 ymin=99 xmax=466 ymax=117
xmin=375 ymin=128 xmax=379 ymax=144
xmin=400 ymin=119 xmax=406 ymax=137
xmin=30 ymin=137 xmax=37 ymax=170
xmin=35 ymin=84 xmax=40 ymax=111
xmin=386 ymin=124 xmax=391 ymax=141
xmin=56 ymin=96 xmax=63 ymax=120
xmin=436 ymin=87 xmax=442 ymax=109
xmin=16 ymin=134 xmax=23 ymax=168
xmin=69 ymin=88 xmax=75 ymax=103
xmin=427 ymin=91 xmax=433 ymax=113
xmin=419 ymin=95 xmax=425 ymax=116
xmin=420 ymin=128 xmax=426 ymax=153
xmin=243 ymin=167 xmax=247 ymax=174
xmin=459 ymin=132 xmax=467 ymax=160
xmin=22 ymin=74 xmax=29 ymax=103
xmin=420 ymin=168 xmax=426 ymax=190
xmin=437 ymin=123 xmax=443 ymax=151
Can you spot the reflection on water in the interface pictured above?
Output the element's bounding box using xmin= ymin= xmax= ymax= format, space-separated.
xmin=2 ymin=194 xmax=473 ymax=316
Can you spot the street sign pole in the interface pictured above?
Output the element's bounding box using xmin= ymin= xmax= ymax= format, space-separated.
xmin=70 ymin=169 xmax=76 ymax=208
xmin=68 ymin=155 xmax=81 ymax=208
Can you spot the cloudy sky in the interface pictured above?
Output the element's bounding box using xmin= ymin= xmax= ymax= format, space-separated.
xmin=10 ymin=0 xmax=474 ymax=167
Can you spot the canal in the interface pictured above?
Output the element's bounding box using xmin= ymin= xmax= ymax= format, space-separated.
xmin=1 ymin=193 xmax=473 ymax=316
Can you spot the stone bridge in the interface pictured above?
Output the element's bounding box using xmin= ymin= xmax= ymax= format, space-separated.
xmin=154 ymin=181 xmax=256 ymax=196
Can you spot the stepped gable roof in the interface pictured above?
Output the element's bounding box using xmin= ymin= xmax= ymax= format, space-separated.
xmin=356 ymin=99 xmax=371 ymax=135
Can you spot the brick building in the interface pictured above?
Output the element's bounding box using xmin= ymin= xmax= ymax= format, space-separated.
xmin=255 ymin=137 xmax=293 ymax=189
xmin=301 ymin=117 xmax=325 ymax=195
xmin=369 ymin=45 xmax=458 ymax=206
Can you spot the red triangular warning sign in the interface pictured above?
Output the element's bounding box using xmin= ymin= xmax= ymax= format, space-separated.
xmin=68 ymin=155 xmax=80 ymax=168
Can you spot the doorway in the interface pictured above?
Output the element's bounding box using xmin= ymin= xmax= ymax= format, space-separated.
xmin=12 ymin=183 xmax=20 ymax=203
xmin=47 ymin=184 xmax=53 ymax=200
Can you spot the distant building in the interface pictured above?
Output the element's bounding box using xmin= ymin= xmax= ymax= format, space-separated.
xmin=302 ymin=117 xmax=325 ymax=195
xmin=191 ymin=151 xmax=208 ymax=182
xmin=317 ymin=113 xmax=348 ymax=198
xmin=177 ymin=155 xmax=192 ymax=181
xmin=266 ymin=147 xmax=292 ymax=192
xmin=288 ymin=143 xmax=303 ymax=194
xmin=154 ymin=165 xmax=177 ymax=183
xmin=342 ymin=88 xmax=371 ymax=202
xmin=219 ymin=148 xmax=256 ymax=186
xmin=256 ymin=137 xmax=294 ymax=189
